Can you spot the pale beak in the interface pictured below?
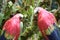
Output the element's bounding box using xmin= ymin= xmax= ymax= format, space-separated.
xmin=34 ymin=8 xmax=38 ymax=14
xmin=34 ymin=7 xmax=41 ymax=14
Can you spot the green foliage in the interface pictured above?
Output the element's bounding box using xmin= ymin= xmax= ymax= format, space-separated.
xmin=0 ymin=13 xmax=4 ymax=26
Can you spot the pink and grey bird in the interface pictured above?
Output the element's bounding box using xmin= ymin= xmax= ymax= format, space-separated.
xmin=34 ymin=7 xmax=60 ymax=40
xmin=2 ymin=13 xmax=23 ymax=40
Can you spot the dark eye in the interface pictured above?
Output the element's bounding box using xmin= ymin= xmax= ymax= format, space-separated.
xmin=19 ymin=17 xmax=23 ymax=21
xmin=36 ymin=11 xmax=38 ymax=14
xmin=19 ymin=17 xmax=22 ymax=19
xmin=10 ymin=14 xmax=14 ymax=18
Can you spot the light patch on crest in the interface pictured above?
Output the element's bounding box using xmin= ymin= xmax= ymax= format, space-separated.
xmin=15 ymin=13 xmax=23 ymax=18
xmin=34 ymin=7 xmax=43 ymax=14
xmin=19 ymin=14 xmax=23 ymax=18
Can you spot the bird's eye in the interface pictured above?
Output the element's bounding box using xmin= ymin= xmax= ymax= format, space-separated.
xmin=34 ymin=11 xmax=38 ymax=17
xmin=19 ymin=17 xmax=22 ymax=19
xmin=10 ymin=14 xmax=14 ymax=18
xmin=36 ymin=11 xmax=38 ymax=14
xmin=19 ymin=17 xmax=23 ymax=21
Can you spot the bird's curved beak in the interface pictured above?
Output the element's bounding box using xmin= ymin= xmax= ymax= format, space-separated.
xmin=34 ymin=7 xmax=41 ymax=14
xmin=34 ymin=8 xmax=38 ymax=14
xmin=34 ymin=7 xmax=39 ymax=17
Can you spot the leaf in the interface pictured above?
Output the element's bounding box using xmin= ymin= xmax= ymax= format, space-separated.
xmin=0 ymin=13 xmax=4 ymax=26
